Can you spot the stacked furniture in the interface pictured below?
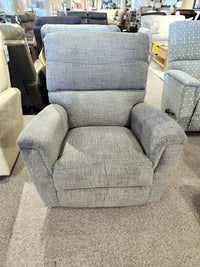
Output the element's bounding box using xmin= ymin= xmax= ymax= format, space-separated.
xmin=0 ymin=31 xmax=24 ymax=176
xmin=17 ymin=31 xmax=186 ymax=207
xmin=0 ymin=24 xmax=48 ymax=114
xmin=107 ymin=9 xmax=126 ymax=30
xmin=2 ymin=12 xmax=35 ymax=43
xmin=138 ymin=14 xmax=185 ymax=44
xmin=161 ymin=20 xmax=200 ymax=131
xmin=33 ymin=16 xmax=81 ymax=54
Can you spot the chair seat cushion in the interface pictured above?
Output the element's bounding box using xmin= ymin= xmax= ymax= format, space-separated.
xmin=53 ymin=126 xmax=153 ymax=190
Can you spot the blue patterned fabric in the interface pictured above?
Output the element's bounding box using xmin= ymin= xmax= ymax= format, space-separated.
xmin=162 ymin=20 xmax=200 ymax=131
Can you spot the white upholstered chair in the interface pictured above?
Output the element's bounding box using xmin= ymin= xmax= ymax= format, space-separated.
xmin=0 ymin=32 xmax=24 ymax=176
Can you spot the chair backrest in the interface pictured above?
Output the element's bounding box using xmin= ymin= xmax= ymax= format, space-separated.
xmin=0 ymin=24 xmax=47 ymax=113
xmin=167 ymin=20 xmax=200 ymax=80
xmin=44 ymin=32 xmax=149 ymax=128
xmin=87 ymin=12 xmax=108 ymax=25
xmin=41 ymin=24 xmax=120 ymax=40
xmin=33 ymin=16 xmax=81 ymax=53
xmin=18 ymin=12 xmax=35 ymax=42
xmin=34 ymin=16 xmax=81 ymax=26
xmin=67 ymin=11 xmax=87 ymax=24
xmin=0 ymin=31 xmax=10 ymax=93
xmin=0 ymin=24 xmax=36 ymax=94
xmin=141 ymin=15 xmax=185 ymax=34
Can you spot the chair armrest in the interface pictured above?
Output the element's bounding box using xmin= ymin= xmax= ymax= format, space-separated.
xmin=162 ymin=70 xmax=200 ymax=130
xmin=17 ymin=104 xmax=68 ymax=173
xmin=166 ymin=70 xmax=200 ymax=87
xmin=131 ymin=103 xmax=187 ymax=168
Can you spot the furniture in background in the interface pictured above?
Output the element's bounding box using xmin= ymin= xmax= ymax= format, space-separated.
xmin=2 ymin=12 xmax=38 ymax=61
xmin=33 ymin=16 xmax=81 ymax=54
xmin=174 ymin=9 xmax=197 ymax=19
xmin=161 ymin=20 xmax=200 ymax=131
xmin=0 ymin=31 xmax=24 ymax=176
xmin=41 ymin=24 xmax=120 ymax=41
xmin=138 ymin=14 xmax=185 ymax=45
xmin=138 ymin=5 xmax=171 ymax=25
xmin=151 ymin=41 xmax=168 ymax=72
xmin=107 ymin=9 xmax=126 ymax=30
xmin=17 ymin=31 xmax=186 ymax=207
xmin=39 ymin=24 xmax=120 ymax=66
xmin=62 ymin=11 xmax=108 ymax=25
xmin=57 ymin=10 xmax=66 ymax=16
xmin=2 ymin=12 xmax=35 ymax=42
xmin=0 ymin=24 xmax=48 ymax=114
xmin=17 ymin=12 xmax=36 ymax=42
xmin=87 ymin=12 xmax=108 ymax=24
xmin=67 ymin=11 xmax=88 ymax=23
xmin=18 ymin=12 xmax=38 ymax=61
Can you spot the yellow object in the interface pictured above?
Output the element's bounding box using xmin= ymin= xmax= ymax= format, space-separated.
xmin=152 ymin=42 xmax=158 ymax=54
xmin=39 ymin=48 xmax=46 ymax=66
xmin=39 ymin=54 xmax=46 ymax=66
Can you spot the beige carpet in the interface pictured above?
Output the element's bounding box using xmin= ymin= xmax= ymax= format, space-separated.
xmin=0 ymin=69 xmax=200 ymax=267
xmin=149 ymin=60 xmax=164 ymax=81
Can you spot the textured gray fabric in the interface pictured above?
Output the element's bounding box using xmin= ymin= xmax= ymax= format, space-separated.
xmin=49 ymin=90 xmax=145 ymax=128
xmin=17 ymin=31 xmax=187 ymax=207
xmin=41 ymin=24 xmax=120 ymax=40
xmin=53 ymin=126 xmax=153 ymax=191
xmin=148 ymin=144 xmax=183 ymax=202
xmin=20 ymin=149 xmax=59 ymax=206
xmin=58 ymin=187 xmax=151 ymax=207
xmin=161 ymin=70 xmax=200 ymax=131
xmin=17 ymin=104 xmax=68 ymax=173
xmin=131 ymin=103 xmax=187 ymax=167
xmin=44 ymin=32 xmax=149 ymax=91
xmin=162 ymin=20 xmax=200 ymax=131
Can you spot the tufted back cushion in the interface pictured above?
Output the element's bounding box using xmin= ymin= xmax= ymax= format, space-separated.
xmin=167 ymin=20 xmax=200 ymax=80
xmin=45 ymin=32 xmax=149 ymax=128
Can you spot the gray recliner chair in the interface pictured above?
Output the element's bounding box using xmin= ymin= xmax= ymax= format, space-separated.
xmin=161 ymin=20 xmax=200 ymax=131
xmin=17 ymin=32 xmax=186 ymax=207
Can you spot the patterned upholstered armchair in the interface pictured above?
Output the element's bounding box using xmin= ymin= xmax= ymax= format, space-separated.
xmin=17 ymin=32 xmax=186 ymax=207
xmin=161 ymin=21 xmax=200 ymax=131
